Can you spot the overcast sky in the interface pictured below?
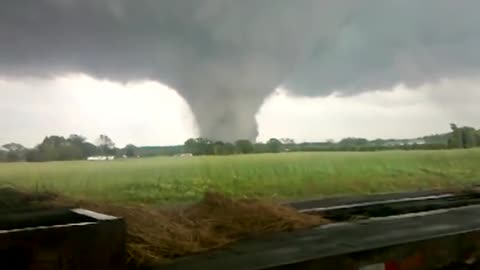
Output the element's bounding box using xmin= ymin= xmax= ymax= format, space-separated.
xmin=2 ymin=1 xmax=480 ymax=147
xmin=2 ymin=74 xmax=479 ymax=147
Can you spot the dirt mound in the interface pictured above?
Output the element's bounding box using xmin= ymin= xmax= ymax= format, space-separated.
xmin=0 ymin=188 xmax=328 ymax=267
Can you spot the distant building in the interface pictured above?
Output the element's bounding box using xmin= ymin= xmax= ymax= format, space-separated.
xmin=87 ymin=156 xmax=115 ymax=161
xmin=175 ymin=153 xmax=193 ymax=157
xmin=407 ymin=139 xmax=426 ymax=145
xmin=383 ymin=139 xmax=426 ymax=147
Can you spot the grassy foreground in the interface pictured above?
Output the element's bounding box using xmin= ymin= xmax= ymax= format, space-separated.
xmin=1 ymin=149 xmax=480 ymax=203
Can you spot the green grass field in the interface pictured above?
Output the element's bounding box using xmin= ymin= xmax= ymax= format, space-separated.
xmin=1 ymin=149 xmax=480 ymax=204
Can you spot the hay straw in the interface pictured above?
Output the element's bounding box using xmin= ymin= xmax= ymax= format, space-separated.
xmin=76 ymin=192 xmax=328 ymax=266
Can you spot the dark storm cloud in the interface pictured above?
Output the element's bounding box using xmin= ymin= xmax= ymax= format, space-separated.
xmin=284 ymin=0 xmax=480 ymax=96
xmin=1 ymin=0 xmax=480 ymax=141
xmin=1 ymin=0 xmax=353 ymax=140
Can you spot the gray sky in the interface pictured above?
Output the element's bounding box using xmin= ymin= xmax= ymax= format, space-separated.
xmin=2 ymin=74 xmax=479 ymax=147
xmin=1 ymin=0 xmax=480 ymax=146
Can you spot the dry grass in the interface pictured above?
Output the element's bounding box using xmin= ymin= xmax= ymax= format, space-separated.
xmin=79 ymin=192 xmax=328 ymax=266
xmin=0 ymin=187 xmax=328 ymax=267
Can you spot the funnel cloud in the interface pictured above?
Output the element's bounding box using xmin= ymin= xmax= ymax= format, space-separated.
xmin=1 ymin=1 xmax=480 ymax=141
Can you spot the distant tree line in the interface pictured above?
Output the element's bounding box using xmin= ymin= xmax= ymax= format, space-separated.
xmin=0 ymin=134 xmax=139 ymax=162
xmin=181 ymin=124 xmax=480 ymax=156
xmin=181 ymin=137 xmax=448 ymax=156
xmin=1 ymin=124 xmax=479 ymax=162
xmin=183 ymin=138 xmax=284 ymax=155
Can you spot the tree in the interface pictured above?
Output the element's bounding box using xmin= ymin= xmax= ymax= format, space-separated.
xmin=24 ymin=134 xmax=99 ymax=162
xmin=25 ymin=149 xmax=42 ymax=162
xmin=339 ymin=137 xmax=369 ymax=146
xmin=253 ymin=143 xmax=268 ymax=153
xmin=97 ymin=134 xmax=116 ymax=156
xmin=67 ymin=134 xmax=100 ymax=158
xmin=36 ymin=136 xmax=68 ymax=161
xmin=213 ymin=141 xmax=225 ymax=155
xmin=6 ymin=151 xmax=21 ymax=162
xmin=476 ymin=130 xmax=480 ymax=146
xmin=198 ymin=138 xmax=214 ymax=155
xmin=2 ymin=143 xmax=27 ymax=162
xmin=462 ymin=127 xmax=478 ymax=148
xmin=0 ymin=149 xmax=7 ymax=162
xmin=2 ymin=143 xmax=27 ymax=152
xmin=184 ymin=138 xmax=198 ymax=155
xmin=211 ymin=141 xmax=236 ymax=155
xmin=267 ymin=138 xmax=283 ymax=153
xmin=184 ymin=138 xmax=214 ymax=155
xmin=125 ymin=144 xmax=137 ymax=157
xmin=448 ymin=124 xmax=478 ymax=149
xmin=68 ymin=134 xmax=86 ymax=145
xmin=66 ymin=134 xmax=89 ymax=159
xmin=222 ymin=142 xmax=235 ymax=155
xmin=82 ymin=142 xmax=100 ymax=157
xmin=235 ymin=139 xmax=254 ymax=154
xmin=59 ymin=144 xmax=83 ymax=160
xmin=42 ymin=136 xmax=67 ymax=147
xmin=448 ymin=123 xmax=463 ymax=149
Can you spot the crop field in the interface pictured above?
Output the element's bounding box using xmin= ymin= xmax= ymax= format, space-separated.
xmin=1 ymin=149 xmax=480 ymax=204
